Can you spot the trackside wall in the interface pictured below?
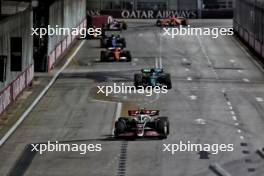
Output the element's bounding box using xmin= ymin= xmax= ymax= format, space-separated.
xmin=233 ymin=0 xmax=264 ymax=60
xmin=0 ymin=9 xmax=34 ymax=116
xmin=47 ymin=0 xmax=86 ymax=70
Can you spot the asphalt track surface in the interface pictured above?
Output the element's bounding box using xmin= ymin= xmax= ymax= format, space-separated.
xmin=0 ymin=19 xmax=264 ymax=176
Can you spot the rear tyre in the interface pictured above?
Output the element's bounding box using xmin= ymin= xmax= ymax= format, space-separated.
xmin=120 ymin=38 xmax=126 ymax=48
xmin=114 ymin=120 xmax=126 ymax=137
xmin=164 ymin=73 xmax=172 ymax=89
xmin=100 ymin=38 xmax=107 ymax=48
xmin=157 ymin=117 xmax=169 ymax=139
xmin=123 ymin=51 xmax=131 ymax=62
xmin=122 ymin=22 xmax=127 ymax=30
xmin=134 ymin=74 xmax=143 ymax=88
xmin=100 ymin=51 xmax=107 ymax=62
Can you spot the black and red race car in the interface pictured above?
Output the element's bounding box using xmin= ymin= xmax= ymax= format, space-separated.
xmin=156 ymin=17 xmax=188 ymax=27
xmin=114 ymin=108 xmax=169 ymax=139
xmin=100 ymin=47 xmax=131 ymax=62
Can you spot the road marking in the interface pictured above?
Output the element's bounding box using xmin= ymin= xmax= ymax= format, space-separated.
xmin=238 ymin=70 xmax=243 ymax=73
xmin=112 ymin=102 xmax=123 ymax=135
xmin=196 ymin=35 xmax=219 ymax=80
xmin=230 ymin=111 xmax=235 ymax=115
xmin=243 ymin=78 xmax=250 ymax=82
xmin=139 ymin=33 xmax=143 ymax=36
xmin=256 ymin=97 xmax=264 ymax=102
xmin=0 ymin=40 xmax=86 ymax=147
xmin=190 ymin=95 xmax=197 ymax=100
xmin=195 ymin=118 xmax=206 ymax=125
xmin=230 ymin=59 xmax=235 ymax=63
xmin=227 ymin=102 xmax=231 ymax=106
xmin=234 ymin=122 xmax=239 ymax=126
xmin=240 ymin=136 xmax=245 ymax=140
xmin=232 ymin=116 xmax=237 ymax=121
xmin=133 ymin=58 xmax=139 ymax=62
xmin=185 ymin=68 xmax=190 ymax=71
xmin=237 ymin=129 xmax=242 ymax=133
xmin=229 ymin=106 xmax=233 ymax=110
xmin=187 ymin=77 xmax=192 ymax=81
xmin=209 ymin=163 xmax=232 ymax=176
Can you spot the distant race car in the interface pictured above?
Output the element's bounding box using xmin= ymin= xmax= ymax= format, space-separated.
xmin=100 ymin=47 xmax=131 ymax=62
xmin=103 ymin=20 xmax=127 ymax=31
xmin=114 ymin=108 xmax=169 ymax=139
xmin=134 ymin=68 xmax=172 ymax=89
xmin=156 ymin=17 xmax=188 ymax=27
xmin=100 ymin=35 xmax=126 ymax=48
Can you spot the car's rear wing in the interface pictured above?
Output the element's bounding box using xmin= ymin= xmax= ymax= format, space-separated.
xmin=128 ymin=110 xmax=159 ymax=116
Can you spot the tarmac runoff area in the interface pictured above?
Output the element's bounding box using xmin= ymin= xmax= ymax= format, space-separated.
xmin=0 ymin=19 xmax=264 ymax=176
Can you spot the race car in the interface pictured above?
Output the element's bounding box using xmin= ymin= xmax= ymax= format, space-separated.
xmin=100 ymin=47 xmax=131 ymax=62
xmin=156 ymin=17 xmax=188 ymax=27
xmin=114 ymin=108 xmax=169 ymax=139
xmin=100 ymin=34 xmax=126 ymax=48
xmin=134 ymin=68 xmax=172 ymax=89
xmin=103 ymin=20 xmax=127 ymax=31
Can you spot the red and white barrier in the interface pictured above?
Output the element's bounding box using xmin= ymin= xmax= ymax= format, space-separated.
xmin=26 ymin=64 xmax=34 ymax=86
xmin=12 ymin=72 xmax=26 ymax=100
xmin=0 ymin=64 xmax=34 ymax=116
xmin=48 ymin=18 xmax=87 ymax=71
xmin=0 ymin=86 xmax=12 ymax=116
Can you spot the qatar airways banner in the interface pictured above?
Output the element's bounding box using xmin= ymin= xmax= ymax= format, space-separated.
xmin=87 ymin=10 xmax=197 ymax=19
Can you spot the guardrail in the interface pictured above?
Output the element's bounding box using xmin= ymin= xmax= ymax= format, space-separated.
xmin=48 ymin=18 xmax=87 ymax=71
xmin=0 ymin=64 xmax=34 ymax=117
xmin=234 ymin=20 xmax=264 ymax=60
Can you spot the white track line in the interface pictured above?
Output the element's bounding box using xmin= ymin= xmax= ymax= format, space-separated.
xmin=0 ymin=41 xmax=85 ymax=147
xmin=196 ymin=35 xmax=219 ymax=80
xmin=112 ymin=102 xmax=123 ymax=135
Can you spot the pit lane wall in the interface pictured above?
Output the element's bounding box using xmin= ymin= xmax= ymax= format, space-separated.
xmin=233 ymin=0 xmax=264 ymax=60
xmin=0 ymin=9 xmax=34 ymax=116
xmin=47 ymin=0 xmax=86 ymax=71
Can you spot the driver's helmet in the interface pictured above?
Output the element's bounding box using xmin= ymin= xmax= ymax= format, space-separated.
xmin=139 ymin=108 xmax=145 ymax=114
xmin=115 ymin=48 xmax=121 ymax=52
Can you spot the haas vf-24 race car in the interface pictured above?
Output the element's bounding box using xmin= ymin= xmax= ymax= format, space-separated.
xmin=100 ymin=35 xmax=126 ymax=48
xmin=103 ymin=20 xmax=127 ymax=31
xmin=100 ymin=47 xmax=131 ymax=62
xmin=134 ymin=68 xmax=172 ymax=89
xmin=114 ymin=109 xmax=169 ymax=139
xmin=156 ymin=17 xmax=188 ymax=27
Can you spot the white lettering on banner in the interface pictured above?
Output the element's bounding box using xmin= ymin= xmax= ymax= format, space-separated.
xmin=0 ymin=86 xmax=11 ymax=115
xmin=12 ymin=73 xmax=26 ymax=100
xmin=87 ymin=10 xmax=100 ymax=16
xmin=26 ymin=65 xmax=34 ymax=85
xmin=56 ymin=44 xmax=61 ymax=60
xmin=120 ymin=10 xmax=197 ymax=19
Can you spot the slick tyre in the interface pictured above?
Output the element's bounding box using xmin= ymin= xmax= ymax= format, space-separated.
xmin=134 ymin=74 xmax=143 ymax=88
xmin=100 ymin=38 xmax=107 ymax=48
xmin=122 ymin=22 xmax=127 ymax=30
xmin=157 ymin=117 xmax=169 ymax=139
xmin=123 ymin=51 xmax=131 ymax=62
xmin=164 ymin=73 xmax=172 ymax=89
xmin=120 ymin=39 xmax=126 ymax=48
xmin=114 ymin=120 xmax=126 ymax=136
xmin=100 ymin=51 xmax=107 ymax=62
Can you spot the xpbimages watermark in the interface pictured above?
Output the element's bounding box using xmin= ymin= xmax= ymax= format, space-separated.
xmin=162 ymin=141 xmax=234 ymax=155
xmin=31 ymin=25 xmax=102 ymax=38
xmin=30 ymin=141 xmax=102 ymax=155
xmin=97 ymin=83 xmax=168 ymax=97
xmin=163 ymin=25 xmax=234 ymax=39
